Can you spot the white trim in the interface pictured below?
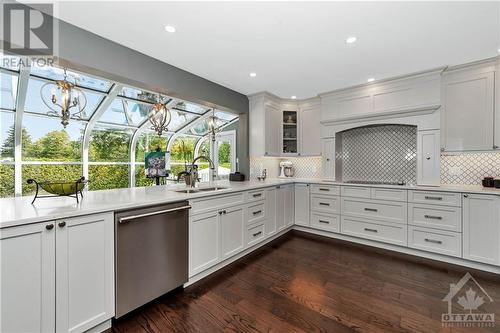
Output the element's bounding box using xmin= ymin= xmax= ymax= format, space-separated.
xmin=14 ymin=63 xmax=30 ymax=196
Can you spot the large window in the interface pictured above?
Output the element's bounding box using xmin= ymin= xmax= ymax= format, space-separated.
xmin=0 ymin=60 xmax=239 ymax=197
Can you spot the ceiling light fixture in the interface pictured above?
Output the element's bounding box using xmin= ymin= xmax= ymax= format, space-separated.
xmin=346 ymin=36 xmax=357 ymax=44
xmin=164 ymin=25 xmax=176 ymax=33
xmin=149 ymin=93 xmax=172 ymax=136
xmin=249 ymin=72 xmax=257 ymax=77
xmin=367 ymin=78 xmax=375 ymax=83
xmin=40 ymin=68 xmax=87 ymax=128
xmin=207 ymin=109 xmax=221 ymax=142
xmin=291 ymin=96 xmax=297 ymax=99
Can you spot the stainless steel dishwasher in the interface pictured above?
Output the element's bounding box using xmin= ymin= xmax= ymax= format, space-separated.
xmin=115 ymin=201 xmax=190 ymax=318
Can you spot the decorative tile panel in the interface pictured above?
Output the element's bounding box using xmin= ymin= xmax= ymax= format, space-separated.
xmin=441 ymin=152 xmax=500 ymax=185
xmin=250 ymin=157 xmax=322 ymax=180
xmin=337 ymin=125 xmax=417 ymax=185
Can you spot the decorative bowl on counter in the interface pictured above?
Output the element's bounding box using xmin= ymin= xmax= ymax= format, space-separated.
xmin=27 ymin=177 xmax=88 ymax=204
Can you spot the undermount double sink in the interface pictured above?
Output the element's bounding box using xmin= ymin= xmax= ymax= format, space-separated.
xmin=175 ymin=186 xmax=228 ymax=194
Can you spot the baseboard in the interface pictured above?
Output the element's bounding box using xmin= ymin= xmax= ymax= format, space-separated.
xmin=293 ymin=225 xmax=500 ymax=275
xmin=86 ymin=319 xmax=112 ymax=333
xmin=185 ymin=226 xmax=293 ymax=286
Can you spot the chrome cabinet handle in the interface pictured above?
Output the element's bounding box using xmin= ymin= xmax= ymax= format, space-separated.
xmin=425 ymin=238 xmax=442 ymax=244
xmin=58 ymin=221 xmax=66 ymax=228
xmin=45 ymin=224 xmax=54 ymax=230
xmin=424 ymin=196 xmax=442 ymax=201
xmin=426 ymin=156 xmax=431 ymax=160
xmin=424 ymin=215 xmax=442 ymax=220
xmin=253 ymin=231 xmax=262 ymax=237
xmin=119 ymin=205 xmax=192 ymax=223
xmin=364 ymin=228 xmax=378 ymax=233
xmin=364 ymin=208 xmax=378 ymax=212
xmin=463 ymin=194 xmax=469 ymax=198
xmin=318 ymin=220 xmax=330 ymax=224
xmin=252 ymin=210 xmax=262 ymax=215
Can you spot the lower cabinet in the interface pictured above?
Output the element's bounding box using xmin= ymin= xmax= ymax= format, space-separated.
xmin=265 ymin=187 xmax=277 ymax=236
xmin=463 ymin=194 xmax=500 ymax=265
xmin=0 ymin=212 xmax=115 ymax=333
xmin=189 ymin=210 xmax=221 ymax=276
xmin=284 ymin=185 xmax=295 ymax=227
xmin=276 ymin=186 xmax=286 ymax=231
xmin=294 ymin=184 xmax=310 ymax=226
xmin=221 ymin=206 xmax=245 ymax=259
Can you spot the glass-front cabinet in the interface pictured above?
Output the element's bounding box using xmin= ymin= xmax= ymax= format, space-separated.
xmin=282 ymin=110 xmax=298 ymax=155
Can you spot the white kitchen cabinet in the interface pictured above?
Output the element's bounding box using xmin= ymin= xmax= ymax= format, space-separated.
xmin=294 ymin=184 xmax=310 ymax=226
xmin=299 ymin=100 xmax=321 ymax=156
xmin=463 ymin=194 xmax=500 ymax=265
xmin=264 ymin=104 xmax=282 ymax=156
xmin=442 ymin=62 xmax=496 ymax=151
xmin=56 ymin=213 xmax=115 ymax=333
xmin=265 ymin=187 xmax=277 ymax=236
xmin=1 ymin=222 xmax=56 ymax=333
xmin=220 ymin=206 xmax=245 ymax=259
xmin=284 ymin=185 xmax=295 ymax=227
xmin=321 ymin=138 xmax=336 ymax=180
xmin=417 ymin=130 xmax=440 ymax=186
xmin=0 ymin=213 xmax=114 ymax=333
xmin=249 ymin=93 xmax=281 ymax=157
xmin=276 ymin=186 xmax=286 ymax=231
xmin=189 ymin=210 xmax=220 ymax=276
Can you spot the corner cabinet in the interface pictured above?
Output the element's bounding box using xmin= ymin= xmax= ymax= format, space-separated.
xmin=463 ymin=194 xmax=500 ymax=265
xmin=249 ymin=93 xmax=321 ymax=157
xmin=0 ymin=212 xmax=115 ymax=333
xmin=294 ymin=184 xmax=310 ymax=226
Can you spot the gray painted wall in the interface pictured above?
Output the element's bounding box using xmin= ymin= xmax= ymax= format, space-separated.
xmin=2 ymin=2 xmax=250 ymax=176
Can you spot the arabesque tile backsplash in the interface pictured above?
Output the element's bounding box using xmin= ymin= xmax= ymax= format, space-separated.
xmin=250 ymin=152 xmax=500 ymax=185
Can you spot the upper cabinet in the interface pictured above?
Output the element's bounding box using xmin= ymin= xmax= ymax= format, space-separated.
xmin=441 ymin=58 xmax=498 ymax=151
xmin=320 ymin=69 xmax=442 ymax=122
xmin=249 ymin=93 xmax=321 ymax=157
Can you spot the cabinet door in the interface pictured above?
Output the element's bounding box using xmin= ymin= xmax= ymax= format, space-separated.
xmin=189 ymin=210 xmax=220 ymax=276
xmin=463 ymin=194 xmax=500 ymax=265
xmin=265 ymin=188 xmax=277 ymax=236
xmin=294 ymin=184 xmax=310 ymax=226
xmin=1 ymin=222 xmax=55 ymax=333
xmin=284 ymin=185 xmax=295 ymax=227
xmin=276 ymin=186 xmax=286 ymax=231
xmin=300 ymin=106 xmax=321 ymax=156
xmin=321 ymin=138 xmax=336 ymax=180
xmin=417 ymin=130 xmax=440 ymax=186
xmin=221 ymin=205 xmax=245 ymax=259
xmin=264 ymin=104 xmax=281 ymax=156
xmin=442 ymin=70 xmax=494 ymax=151
xmin=56 ymin=213 xmax=114 ymax=333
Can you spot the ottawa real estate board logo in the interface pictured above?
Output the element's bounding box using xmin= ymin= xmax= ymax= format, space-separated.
xmin=442 ymin=272 xmax=495 ymax=328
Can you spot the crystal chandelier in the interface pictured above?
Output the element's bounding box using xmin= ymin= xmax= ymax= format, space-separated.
xmin=40 ymin=68 xmax=87 ymax=128
xmin=149 ymin=94 xmax=171 ymax=136
xmin=207 ymin=109 xmax=221 ymax=142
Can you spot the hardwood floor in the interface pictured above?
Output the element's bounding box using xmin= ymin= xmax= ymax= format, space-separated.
xmin=112 ymin=231 xmax=500 ymax=333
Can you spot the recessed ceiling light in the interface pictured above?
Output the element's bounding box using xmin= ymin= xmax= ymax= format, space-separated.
xmin=367 ymin=78 xmax=375 ymax=83
xmin=164 ymin=25 xmax=176 ymax=33
xmin=291 ymin=96 xmax=297 ymax=99
xmin=249 ymin=72 xmax=257 ymax=77
xmin=346 ymin=36 xmax=357 ymax=44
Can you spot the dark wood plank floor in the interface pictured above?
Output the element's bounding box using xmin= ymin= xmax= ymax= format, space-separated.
xmin=112 ymin=231 xmax=500 ymax=333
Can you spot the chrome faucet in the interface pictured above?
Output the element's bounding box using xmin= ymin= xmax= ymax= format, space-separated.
xmin=178 ymin=155 xmax=215 ymax=187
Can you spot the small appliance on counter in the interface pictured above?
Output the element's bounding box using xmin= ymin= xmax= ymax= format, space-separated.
xmin=229 ymin=172 xmax=245 ymax=181
xmin=279 ymin=160 xmax=294 ymax=178
xmin=482 ymin=177 xmax=495 ymax=187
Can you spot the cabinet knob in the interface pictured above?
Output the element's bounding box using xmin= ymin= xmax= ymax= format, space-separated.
xmin=326 ymin=158 xmax=330 ymax=161
xmin=58 ymin=221 xmax=66 ymax=228
xmin=440 ymin=147 xmax=445 ymax=152
xmin=426 ymin=156 xmax=431 ymax=160
xmin=494 ymin=145 xmax=499 ymax=149
xmin=463 ymin=194 xmax=469 ymax=198
xmin=45 ymin=224 xmax=54 ymax=230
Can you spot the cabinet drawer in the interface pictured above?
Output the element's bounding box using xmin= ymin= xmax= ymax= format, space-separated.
xmin=408 ymin=226 xmax=462 ymax=258
xmin=408 ymin=204 xmax=462 ymax=232
xmin=341 ymin=198 xmax=407 ymax=225
xmin=246 ymin=202 xmax=266 ymax=226
xmin=191 ymin=193 xmax=245 ymax=214
xmin=341 ymin=216 xmax=407 ymax=246
xmin=246 ymin=224 xmax=265 ymax=247
xmin=409 ymin=191 xmax=461 ymax=207
xmin=310 ymin=184 xmax=340 ymax=196
xmin=341 ymin=186 xmax=371 ymax=198
xmin=371 ymin=188 xmax=407 ymax=202
xmin=310 ymin=212 xmax=340 ymax=233
xmin=247 ymin=189 xmax=266 ymax=203
xmin=310 ymin=195 xmax=340 ymax=214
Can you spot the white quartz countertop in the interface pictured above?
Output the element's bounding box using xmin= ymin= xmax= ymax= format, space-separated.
xmin=2 ymin=178 xmax=500 ymax=229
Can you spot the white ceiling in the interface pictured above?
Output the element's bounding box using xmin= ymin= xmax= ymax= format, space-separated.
xmin=53 ymin=1 xmax=499 ymax=99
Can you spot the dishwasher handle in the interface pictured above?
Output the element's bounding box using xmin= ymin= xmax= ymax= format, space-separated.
xmin=118 ymin=205 xmax=191 ymax=223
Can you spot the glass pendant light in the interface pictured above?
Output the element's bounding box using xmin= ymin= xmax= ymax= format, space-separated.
xmin=207 ymin=109 xmax=221 ymax=142
xmin=40 ymin=68 xmax=87 ymax=128
xmin=149 ymin=93 xmax=171 ymax=136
